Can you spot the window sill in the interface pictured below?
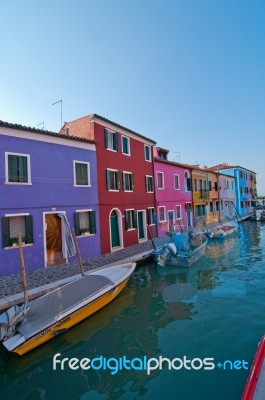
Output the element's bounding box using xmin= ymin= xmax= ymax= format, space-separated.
xmin=77 ymin=233 xmax=95 ymax=238
xmin=74 ymin=184 xmax=92 ymax=188
xmin=4 ymin=243 xmax=33 ymax=250
xmin=5 ymin=182 xmax=32 ymax=185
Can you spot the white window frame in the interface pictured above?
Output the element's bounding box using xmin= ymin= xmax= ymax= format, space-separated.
xmin=156 ymin=171 xmax=165 ymax=189
xmin=123 ymin=171 xmax=134 ymax=192
xmin=107 ymin=168 xmax=120 ymax=191
xmin=5 ymin=152 xmax=32 ymax=185
xmin=121 ymin=135 xmax=131 ymax=156
xmin=144 ymin=145 xmax=151 ymax=162
xmin=176 ymin=205 xmax=182 ymax=220
xmin=125 ymin=208 xmax=136 ymax=231
xmin=73 ymin=160 xmax=91 ymax=187
xmin=148 ymin=207 xmax=156 ymax=226
xmin=75 ymin=208 xmax=96 ymax=237
xmin=158 ymin=206 xmax=166 ymax=223
xmin=105 ymin=129 xmax=118 ymax=152
xmin=174 ymin=174 xmax=180 ymax=190
xmin=146 ymin=175 xmax=154 ymax=193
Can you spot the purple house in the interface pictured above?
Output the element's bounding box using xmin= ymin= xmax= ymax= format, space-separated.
xmin=154 ymin=148 xmax=194 ymax=236
xmin=0 ymin=121 xmax=100 ymax=276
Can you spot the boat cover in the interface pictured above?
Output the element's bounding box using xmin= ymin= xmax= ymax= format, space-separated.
xmin=17 ymin=274 xmax=113 ymax=339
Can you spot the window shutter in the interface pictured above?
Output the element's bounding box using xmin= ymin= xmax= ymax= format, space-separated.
xmin=147 ymin=209 xmax=151 ymax=225
xmin=2 ymin=217 xmax=10 ymax=247
xmin=113 ymin=133 xmax=118 ymax=151
xmin=74 ymin=212 xmax=81 ymax=236
xmin=25 ymin=215 xmax=33 ymax=244
xmin=104 ymin=129 xmax=109 ymax=148
xmin=125 ymin=211 xmax=129 ymax=230
xmin=106 ymin=170 xmax=110 ymax=190
xmin=122 ymin=172 xmax=125 ymax=190
xmin=117 ymin=171 xmax=121 ymax=190
xmin=131 ymin=174 xmax=134 ymax=191
xmin=133 ymin=210 xmax=137 ymax=228
xmin=90 ymin=211 xmax=96 ymax=234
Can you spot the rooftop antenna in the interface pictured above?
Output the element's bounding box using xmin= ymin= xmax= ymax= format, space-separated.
xmin=173 ymin=152 xmax=181 ymax=162
xmin=52 ymin=99 xmax=62 ymax=128
xmin=36 ymin=122 xmax=44 ymax=130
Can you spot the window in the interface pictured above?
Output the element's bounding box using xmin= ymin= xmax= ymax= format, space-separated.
xmin=208 ymin=180 xmax=212 ymax=191
xmin=5 ymin=152 xmax=31 ymax=184
xmin=159 ymin=206 xmax=166 ymax=222
xmin=146 ymin=176 xmax=154 ymax=192
xmin=125 ymin=209 xmax=137 ymax=230
xmin=176 ymin=205 xmax=182 ymax=219
xmin=157 ymin=172 xmax=164 ymax=189
xmin=104 ymin=129 xmax=118 ymax=151
xmin=210 ymin=202 xmax=213 ymax=213
xmin=106 ymin=169 xmax=120 ymax=191
xmin=195 ymin=205 xmax=206 ymax=217
xmin=216 ymin=201 xmax=219 ymax=211
xmin=214 ymin=182 xmax=218 ymax=191
xmin=144 ymin=145 xmax=151 ymax=161
xmin=74 ymin=161 xmax=90 ymax=186
xmin=231 ymin=181 xmax=234 ymax=190
xmin=123 ymin=172 xmax=134 ymax=191
xmin=2 ymin=214 xmax=33 ymax=247
xmin=147 ymin=208 xmax=156 ymax=225
xmin=122 ymin=136 xmax=130 ymax=155
xmin=174 ymin=174 xmax=180 ymax=190
xmin=185 ymin=171 xmax=191 ymax=191
xmin=194 ymin=178 xmax=198 ymax=192
xmin=74 ymin=210 xmax=96 ymax=235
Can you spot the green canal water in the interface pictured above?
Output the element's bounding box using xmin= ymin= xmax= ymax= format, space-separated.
xmin=1 ymin=221 xmax=265 ymax=400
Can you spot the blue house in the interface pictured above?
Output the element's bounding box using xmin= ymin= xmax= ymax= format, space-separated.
xmin=0 ymin=121 xmax=101 ymax=276
xmin=208 ymin=163 xmax=256 ymax=218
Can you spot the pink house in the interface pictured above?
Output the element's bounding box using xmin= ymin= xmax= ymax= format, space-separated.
xmin=154 ymin=148 xmax=194 ymax=236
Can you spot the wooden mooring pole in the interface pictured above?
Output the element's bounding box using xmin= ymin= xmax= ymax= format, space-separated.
xmin=18 ymin=233 xmax=29 ymax=303
xmin=72 ymin=228 xmax=84 ymax=277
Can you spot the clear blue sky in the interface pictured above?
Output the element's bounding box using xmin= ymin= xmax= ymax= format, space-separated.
xmin=1 ymin=0 xmax=265 ymax=193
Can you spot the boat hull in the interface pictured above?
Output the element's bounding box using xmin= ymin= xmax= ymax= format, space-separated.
xmin=166 ymin=240 xmax=207 ymax=267
xmin=2 ymin=263 xmax=136 ymax=356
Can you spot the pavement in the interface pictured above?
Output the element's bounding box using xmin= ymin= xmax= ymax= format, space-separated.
xmin=0 ymin=236 xmax=169 ymax=311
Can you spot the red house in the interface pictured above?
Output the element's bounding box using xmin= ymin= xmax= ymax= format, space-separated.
xmin=61 ymin=114 xmax=156 ymax=254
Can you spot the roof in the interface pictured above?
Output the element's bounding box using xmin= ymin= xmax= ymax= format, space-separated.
xmin=207 ymin=163 xmax=256 ymax=174
xmin=0 ymin=120 xmax=95 ymax=145
xmin=62 ymin=114 xmax=157 ymax=145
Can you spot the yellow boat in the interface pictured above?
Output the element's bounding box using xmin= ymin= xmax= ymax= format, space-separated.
xmin=0 ymin=262 xmax=136 ymax=356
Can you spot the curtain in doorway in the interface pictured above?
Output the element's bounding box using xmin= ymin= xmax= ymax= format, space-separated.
xmin=58 ymin=214 xmax=76 ymax=257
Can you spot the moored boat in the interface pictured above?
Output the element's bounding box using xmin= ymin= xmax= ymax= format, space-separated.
xmin=152 ymin=231 xmax=207 ymax=268
xmin=205 ymin=221 xmax=238 ymax=239
xmin=0 ymin=262 xmax=136 ymax=356
xmin=241 ymin=335 xmax=265 ymax=400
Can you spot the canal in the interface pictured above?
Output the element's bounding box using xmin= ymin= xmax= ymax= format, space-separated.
xmin=1 ymin=221 xmax=265 ymax=400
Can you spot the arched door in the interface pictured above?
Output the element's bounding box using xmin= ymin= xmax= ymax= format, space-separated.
xmin=110 ymin=210 xmax=121 ymax=249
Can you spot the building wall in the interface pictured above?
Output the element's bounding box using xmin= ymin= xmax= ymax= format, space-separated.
xmin=92 ymin=121 xmax=156 ymax=254
xmin=0 ymin=129 xmax=100 ymax=276
xmin=154 ymin=160 xmax=193 ymax=236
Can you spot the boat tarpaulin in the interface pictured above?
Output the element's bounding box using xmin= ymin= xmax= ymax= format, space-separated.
xmin=58 ymin=213 xmax=76 ymax=257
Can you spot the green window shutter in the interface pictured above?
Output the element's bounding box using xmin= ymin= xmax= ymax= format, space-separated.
xmin=25 ymin=215 xmax=33 ymax=244
xmin=20 ymin=156 xmax=28 ymax=182
xmin=125 ymin=211 xmax=129 ymax=230
xmin=122 ymin=172 xmax=125 ymax=190
xmin=117 ymin=171 xmax=121 ymax=190
xmin=74 ymin=212 xmax=81 ymax=236
xmin=131 ymin=174 xmax=134 ymax=191
xmin=147 ymin=209 xmax=151 ymax=225
xmin=133 ymin=210 xmax=137 ymax=228
xmin=8 ymin=155 xmax=18 ymax=182
xmin=106 ymin=170 xmax=110 ymax=190
xmin=113 ymin=133 xmax=118 ymax=151
xmin=2 ymin=217 xmax=10 ymax=247
xmin=90 ymin=211 xmax=96 ymax=234
xmin=104 ymin=129 xmax=109 ymax=148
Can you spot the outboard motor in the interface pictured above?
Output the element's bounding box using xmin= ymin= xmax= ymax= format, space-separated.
xmin=156 ymin=242 xmax=177 ymax=267
xmin=0 ymin=303 xmax=29 ymax=341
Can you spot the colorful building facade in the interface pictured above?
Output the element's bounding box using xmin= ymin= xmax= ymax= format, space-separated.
xmin=209 ymin=164 xmax=256 ymax=218
xmin=153 ymin=148 xmax=194 ymax=236
xmin=0 ymin=121 xmax=100 ymax=276
xmin=61 ymin=114 xmax=157 ymax=254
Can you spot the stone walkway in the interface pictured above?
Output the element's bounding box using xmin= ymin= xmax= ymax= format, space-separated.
xmin=0 ymin=236 xmax=168 ymax=311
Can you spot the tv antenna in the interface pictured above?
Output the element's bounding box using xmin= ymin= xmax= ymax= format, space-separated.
xmin=36 ymin=122 xmax=44 ymax=130
xmin=52 ymin=99 xmax=63 ymax=128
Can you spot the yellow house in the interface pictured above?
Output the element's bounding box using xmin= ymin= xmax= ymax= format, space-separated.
xmin=191 ymin=167 xmax=209 ymax=228
xmin=207 ymin=171 xmax=220 ymax=223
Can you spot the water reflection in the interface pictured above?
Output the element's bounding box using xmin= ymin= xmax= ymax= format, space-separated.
xmin=1 ymin=222 xmax=265 ymax=400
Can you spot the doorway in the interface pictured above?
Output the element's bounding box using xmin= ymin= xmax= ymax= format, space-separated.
xmin=45 ymin=213 xmax=65 ymax=266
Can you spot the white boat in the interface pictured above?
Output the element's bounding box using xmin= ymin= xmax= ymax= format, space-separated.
xmin=0 ymin=262 xmax=136 ymax=356
xmin=205 ymin=221 xmax=238 ymax=239
xmin=152 ymin=231 xmax=208 ymax=268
